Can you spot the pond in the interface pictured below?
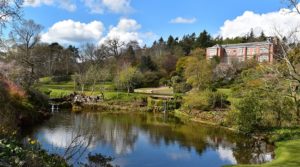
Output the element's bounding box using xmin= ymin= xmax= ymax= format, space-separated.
xmin=25 ymin=111 xmax=274 ymax=167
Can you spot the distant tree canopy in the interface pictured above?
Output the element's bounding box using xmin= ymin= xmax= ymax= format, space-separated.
xmin=0 ymin=24 xmax=273 ymax=90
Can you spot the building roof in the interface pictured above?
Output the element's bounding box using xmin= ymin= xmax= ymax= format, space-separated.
xmin=209 ymin=41 xmax=272 ymax=49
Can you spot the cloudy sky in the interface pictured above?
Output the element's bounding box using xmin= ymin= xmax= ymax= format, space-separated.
xmin=22 ymin=0 xmax=299 ymax=46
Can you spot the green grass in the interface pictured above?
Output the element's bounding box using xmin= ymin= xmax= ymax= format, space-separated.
xmin=268 ymin=128 xmax=300 ymax=142
xmin=134 ymin=87 xmax=173 ymax=95
xmin=217 ymin=88 xmax=240 ymax=106
xmin=36 ymin=81 xmax=147 ymax=101
xmin=231 ymin=139 xmax=300 ymax=167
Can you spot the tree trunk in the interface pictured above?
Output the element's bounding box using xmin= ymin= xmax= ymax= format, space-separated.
xmin=81 ymin=84 xmax=85 ymax=94
xmin=91 ymin=81 xmax=96 ymax=96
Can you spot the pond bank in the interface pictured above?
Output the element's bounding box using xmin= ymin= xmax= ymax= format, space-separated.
xmin=173 ymin=109 xmax=300 ymax=167
xmin=228 ymin=139 xmax=300 ymax=167
xmin=26 ymin=111 xmax=274 ymax=167
xmin=45 ymin=91 xmax=300 ymax=167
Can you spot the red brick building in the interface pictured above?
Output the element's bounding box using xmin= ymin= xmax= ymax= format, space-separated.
xmin=206 ymin=39 xmax=276 ymax=64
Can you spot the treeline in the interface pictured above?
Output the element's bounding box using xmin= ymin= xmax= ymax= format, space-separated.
xmin=0 ymin=20 xmax=270 ymax=94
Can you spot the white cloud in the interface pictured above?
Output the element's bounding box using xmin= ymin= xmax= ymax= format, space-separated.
xmin=24 ymin=0 xmax=76 ymax=12
xmin=82 ymin=0 xmax=132 ymax=14
xmin=24 ymin=0 xmax=54 ymax=7
xmin=41 ymin=20 xmax=105 ymax=45
xmin=217 ymin=146 xmax=237 ymax=164
xmin=100 ymin=18 xmax=156 ymax=46
xmin=170 ymin=17 xmax=197 ymax=24
xmin=41 ymin=18 xmax=155 ymax=46
xmin=103 ymin=0 xmax=132 ymax=13
xmin=57 ymin=0 xmax=77 ymax=12
xmin=219 ymin=8 xmax=300 ymax=39
xmin=82 ymin=0 xmax=104 ymax=14
xmin=42 ymin=127 xmax=96 ymax=149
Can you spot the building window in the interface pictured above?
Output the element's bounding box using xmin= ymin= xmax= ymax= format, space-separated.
xmin=248 ymin=47 xmax=256 ymax=55
xmin=258 ymin=55 xmax=269 ymax=62
xmin=260 ymin=47 xmax=269 ymax=54
xmin=238 ymin=48 xmax=244 ymax=56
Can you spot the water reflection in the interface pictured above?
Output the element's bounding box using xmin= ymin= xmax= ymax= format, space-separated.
xmin=28 ymin=112 xmax=274 ymax=167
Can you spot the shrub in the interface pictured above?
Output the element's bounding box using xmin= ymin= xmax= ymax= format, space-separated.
xmin=39 ymin=77 xmax=52 ymax=84
xmin=224 ymin=109 xmax=239 ymax=128
xmin=173 ymin=82 xmax=192 ymax=93
xmin=183 ymin=90 xmax=229 ymax=111
xmin=235 ymin=91 xmax=265 ymax=133
xmin=147 ymin=97 xmax=181 ymax=112
xmin=0 ymin=137 xmax=68 ymax=167
xmin=51 ymin=75 xmax=71 ymax=82
xmin=159 ymin=78 xmax=171 ymax=87
xmin=27 ymin=88 xmax=49 ymax=109
xmin=141 ymin=71 xmax=161 ymax=87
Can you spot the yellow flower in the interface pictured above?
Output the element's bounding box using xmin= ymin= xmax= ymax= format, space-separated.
xmin=30 ymin=140 xmax=36 ymax=145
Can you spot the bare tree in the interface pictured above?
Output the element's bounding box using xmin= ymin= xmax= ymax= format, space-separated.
xmin=268 ymin=0 xmax=300 ymax=123
xmin=10 ymin=19 xmax=43 ymax=87
xmin=0 ymin=0 xmax=23 ymax=33
xmin=284 ymin=0 xmax=300 ymax=13
xmin=80 ymin=43 xmax=110 ymax=65
xmin=0 ymin=0 xmax=23 ymax=48
xmin=105 ymin=38 xmax=125 ymax=58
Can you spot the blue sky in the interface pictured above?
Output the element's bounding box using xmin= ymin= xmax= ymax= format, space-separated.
xmin=22 ymin=0 xmax=293 ymax=46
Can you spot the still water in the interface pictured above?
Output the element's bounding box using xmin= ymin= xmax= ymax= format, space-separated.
xmin=26 ymin=111 xmax=274 ymax=167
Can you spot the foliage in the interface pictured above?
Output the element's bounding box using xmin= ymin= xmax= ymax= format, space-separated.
xmin=51 ymin=75 xmax=72 ymax=82
xmin=138 ymin=55 xmax=157 ymax=72
xmin=0 ymin=75 xmax=48 ymax=131
xmin=183 ymin=90 xmax=229 ymax=111
xmin=141 ymin=71 xmax=161 ymax=87
xmin=147 ymin=97 xmax=181 ymax=112
xmin=39 ymin=77 xmax=52 ymax=84
xmin=27 ymin=88 xmax=49 ymax=109
xmin=235 ymin=91 xmax=265 ymax=133
xmin=268 ymin=128 xmax=300 ymax=142
xmin=184 ymin=56 xmax=212 ymax=90
xmin=195 ymin=30 xmax=214 ymax=48
xmin=115 ymin=66 xmax=142 ymax=93
xmin=173 ymin=82 xmax=192 ymax=93
xmin=229 ymin=65 xmax=295 ymax=132
xmin=0 ymin=136 xmax=68 ymax=167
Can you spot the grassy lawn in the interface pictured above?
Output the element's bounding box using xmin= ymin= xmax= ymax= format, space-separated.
xmin=134 ymin=86 xmax=173 ymax=95
xmin=36 ymin=80 xmax=147 ymax=101
xmin=232 ymin=139 xmax=300 ymax=167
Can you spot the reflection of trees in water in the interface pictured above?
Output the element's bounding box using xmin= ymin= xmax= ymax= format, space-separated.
xmin=232 ymin=139 xmax=274 ymax=164
xmin=122 ymin=113 xmax=274 ymax=164
xmin=93 ymin=114 xmax=138 ymax=155
xmin=45 ymin=112 xmax=139 ymax=156
xmin=42 ymin=112 xmax=274 ymax=165
xmin=63 ymin=125 xmax=94 ymax=164
xmin=79 ymin=153 xmax=117 ymax=167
